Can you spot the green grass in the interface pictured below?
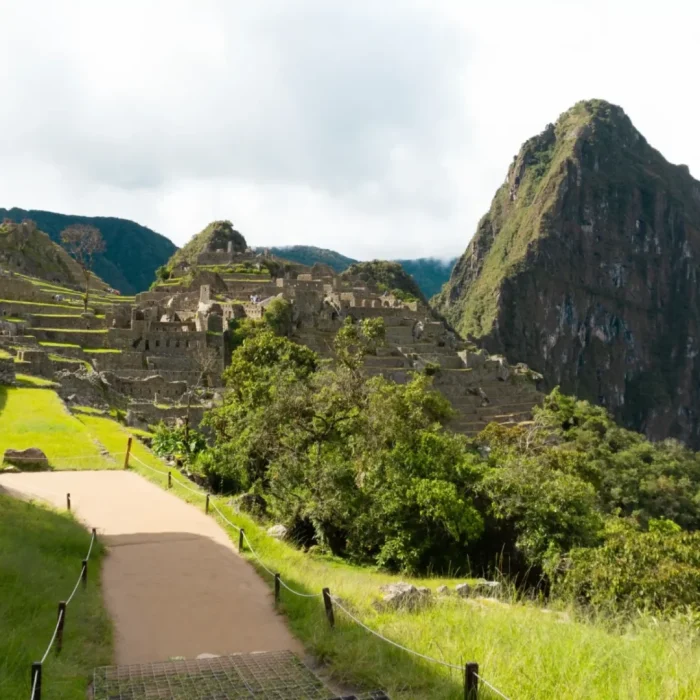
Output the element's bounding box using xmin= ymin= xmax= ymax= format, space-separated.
xmin=4 ymin=316 xmax=26 ymax=322
xmin=0 ymin=495 xmax=112 ymax=699
xmin=15 ymin=374 xmax=59 ymax=388
xmin=83 ymin=348 xmax=122 ymax=354
xmin=0 ymin=349 xmax=11 ymax=359
xmin=77 ymin=420 xmax=699 ymax=700
xmin=39 ymin=341 xmax=81 ymax=349
xmin=3 ymin=395 xmax=699 ymax=698
xmin=30 ymin=314 xmax=84 ymax=318
xmin=0 ymin=388 xmax=117 ymax=469
xmin=34 ymin=329 xmax=108 ymax=334
xmin=0 ymin=299 xmax=78 ymax=310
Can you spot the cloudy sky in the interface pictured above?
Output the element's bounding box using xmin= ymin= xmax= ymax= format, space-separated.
xmin=0 ymin=0 xmax=697 ymax=260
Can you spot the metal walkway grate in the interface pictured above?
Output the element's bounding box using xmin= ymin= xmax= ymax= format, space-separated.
xmin=92 ymin=650 xmax=389 ymax=699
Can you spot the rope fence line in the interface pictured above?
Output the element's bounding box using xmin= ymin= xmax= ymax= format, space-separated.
xmin=30 ymin=528 xmax=97 ymax=700
xmin=474 ymin=673 xmax=513 ymax=700
xmin=125 ymin=444 xmax=511 ymax=699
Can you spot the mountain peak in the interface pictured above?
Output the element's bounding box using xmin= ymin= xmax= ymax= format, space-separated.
xmin=434 ymin=99 xmax=700 ymax=447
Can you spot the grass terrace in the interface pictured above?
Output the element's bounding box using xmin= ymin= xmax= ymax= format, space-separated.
xmin=0 ymin=388 xmax=116 ymax=469
xmin=39 ymin=342 xmax=81 ymax=349
xmin=0 ymin=299 xmax=78 ymax=310
xmin=83 ymin=348 xmax=122 ymax=354
xmin=0 ymin=496 xmax=112 ymax=699
xmin=14 ymin=374 xmax=60 ymax=388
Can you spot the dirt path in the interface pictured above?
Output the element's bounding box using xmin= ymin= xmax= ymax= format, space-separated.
xmin=0 ymin=470 xmax=304 ymax=664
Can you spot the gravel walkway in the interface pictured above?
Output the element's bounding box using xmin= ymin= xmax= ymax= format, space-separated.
xmin=0 ymin=470 xmax=303 ymax=664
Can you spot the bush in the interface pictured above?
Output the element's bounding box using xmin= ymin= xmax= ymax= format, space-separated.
xmin=558 ymin=519 xmax=700 ymax=614
xmin=151 ymin=423 xmax=206 ymax=465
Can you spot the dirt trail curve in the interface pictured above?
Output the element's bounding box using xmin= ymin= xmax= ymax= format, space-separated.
xmin=0 ymin=470 xmax=303 ymax=664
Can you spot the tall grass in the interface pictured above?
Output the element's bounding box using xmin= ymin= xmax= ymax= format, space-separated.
xmin=0 ymin=496 xmax=112 ymax=699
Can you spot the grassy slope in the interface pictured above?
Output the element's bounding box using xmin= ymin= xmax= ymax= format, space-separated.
xmin=2 ymin=395 xmax=698 ymax=698
xmin=0 ymin=495 xmax=112 ymax=699
xmin=0 ymin=388 xmax=117 ymax=469
xmin=75 ymin=411 xmax=700 ymax=699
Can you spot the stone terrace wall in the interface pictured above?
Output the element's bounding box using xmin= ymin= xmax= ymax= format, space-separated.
xmin=0 ymin=357 xmax=16 ymax=385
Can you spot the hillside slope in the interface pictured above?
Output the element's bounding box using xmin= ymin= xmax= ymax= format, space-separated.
xmin=434 ymin=99 xmax=700 ymax=446
xmin=0 ymin=219 xmax=108 ymax=290
xmin=259 ymin=245 xmax=456 ymax=298
xmin=0 ymin=208 xmax=176 ymax=294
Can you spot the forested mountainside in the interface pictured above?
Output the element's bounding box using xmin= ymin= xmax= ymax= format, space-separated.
xmin=0 ymin=208 xmax=176 ymax=294
xmin=434 ymin=99 xmax=700 ymax=447
xmin=259 ymin=245 xmax=456 ymax=297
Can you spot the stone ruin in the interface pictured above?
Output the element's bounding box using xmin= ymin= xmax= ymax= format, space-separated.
xmin=0 ymin=249 xmax=543 ymax=436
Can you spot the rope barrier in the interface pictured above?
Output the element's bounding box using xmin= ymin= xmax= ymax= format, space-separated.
xmin=474 ymin=672 xmax=513 ymax=700
xmin=329 ymin=595 xmax=462 ymax=670
xmin=30 ymin=668 xmax=39 ymax=700
xmin=129 ymin=454 xmax=206 ymax=497
xmin=241 ymin=531 xmax=322 ymax=599
xmin=30 ymin=529 xmax=97 ymax=699
xmin=209 ymin=500 xmax=241 ymax=532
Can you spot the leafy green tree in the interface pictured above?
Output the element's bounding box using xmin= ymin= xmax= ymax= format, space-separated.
xmin=263 ymin=298 xmax=294 ymax=336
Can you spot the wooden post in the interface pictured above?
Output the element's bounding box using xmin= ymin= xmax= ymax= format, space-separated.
xmin=123 ymin=437 xmax=132 ymax=469
xmin=205 ymin=494 xmax=210 ymax=514
xmin=82 ymin=559 xmax=88 ymax=588
xmin=66 ymin=493 xmax=71 ymax=511
xmin=168 ymin=471 xmax=172 ymax=489
xmin=239 ymin=528 xmax=245 ymax=553
xmin=30 ymin=662 xmax=42 ymax=700
xmin=56 ymin=602 xmax=66 ymax=653
xmin=322 ymin=588 xmax=335 ymax=629
xmin=274 ymin=574 xmax=281 ymax=604
xmin=464 ymin=662 xmax=478 ymax=699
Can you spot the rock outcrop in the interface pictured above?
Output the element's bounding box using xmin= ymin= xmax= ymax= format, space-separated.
xmin=434 ymin=99 xmax=700 ymax=446
xmin=3 ymin=447 xmax=49 ymax=470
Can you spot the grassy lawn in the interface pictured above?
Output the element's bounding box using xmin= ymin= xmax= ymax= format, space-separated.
xmin=0 ymin=495 xmax=112 ymax=699
xmin=0 ymin=299 xmax=79 ymax=311
xmin=0 ymin=388 xmax=116 ymax=469
xmin=83 ymin=348 xmax=122 ymax=354
xmin=35 ymin=329 xmax=108 ymax=334
xmin=39 ymin=341 xmax=81 ymax=349
xmin=15 ymin=374 xmax=60 ymax=388
xmin=0 ymin=349 xmax=11 ymax=359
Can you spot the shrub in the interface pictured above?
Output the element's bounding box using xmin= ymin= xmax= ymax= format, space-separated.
xmin=557 ymin=519 xmax=700 ymax=614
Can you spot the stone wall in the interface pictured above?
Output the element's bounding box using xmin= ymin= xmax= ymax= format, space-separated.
xmin=0 ymin=357 xmax=16 ymax=385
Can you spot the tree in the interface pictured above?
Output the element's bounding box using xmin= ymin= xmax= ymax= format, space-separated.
xmin=60 ymin=225 xmax=106 ymax=311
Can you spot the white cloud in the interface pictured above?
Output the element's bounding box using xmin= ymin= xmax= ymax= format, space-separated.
xmin=0 ymin=0 xmax=697 ymax=260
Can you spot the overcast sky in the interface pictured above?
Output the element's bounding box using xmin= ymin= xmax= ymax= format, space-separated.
xmin=0 ymin=0 xmax=697 ymax=260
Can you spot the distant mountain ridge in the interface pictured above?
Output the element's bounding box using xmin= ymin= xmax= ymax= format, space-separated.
xmin=0 ymin=208 xmax=176 ymax=294
xmin=257 ymin=245 xmax=456 ymax=298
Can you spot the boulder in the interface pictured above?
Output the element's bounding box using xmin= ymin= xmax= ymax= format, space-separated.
xmin=3 ymin=447 xmax=49 ymax=470
xmin=125 ymin=410 xmax=150 ymax=431
xmin=455 ymin=579 xmax=502 ymax=598
xmin=231 ymin=492 xmax=267 ymax=517
xmin=376 ymin=582 xmax=433 ymax=611
xmin=267 ymin=524 xmax=288 ymax=540
xmin=436 ymin=585 xmax=450 ymax=596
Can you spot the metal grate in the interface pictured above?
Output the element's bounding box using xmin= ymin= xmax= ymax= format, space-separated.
xmin=92 ymin=650 xmax=389 ymax=700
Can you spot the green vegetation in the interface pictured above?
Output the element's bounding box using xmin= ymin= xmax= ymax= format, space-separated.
xmin=0 ymin=388 xmax=116 ymax=469
xmin=39 ymin=341 xmax=81 ymax=349
xmin=256 ymin=246 xmax=456 ymax=297
xmin=83 ymin=348 xmax=122 ymax=354
xmin=37 ymin=328 xmax=107 ymax=334
xmin=0 ymin=207 xmax=176 ymax=293
xmin=0 ymin=496 xmax=112 ymax=699
xmin=15 ymin=374 xmax=59 ymax=388
xmin=166 ymin=220 xmax=246 ymax=270
xmin=341 ymin=260 xmax=425 ymax=304
xmin=188 ymin=323 xmax=700 ymax=617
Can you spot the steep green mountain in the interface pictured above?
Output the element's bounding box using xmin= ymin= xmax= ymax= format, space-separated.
xmin=0 ymin=208 xmax=176 ymax=294
xmin=0 ymin=219 xmax=108 ymax=289
xmin=434 ymin=99 xmax=700 ymax=446
xmin=259 ymin=245 xmax=456 ymax=298
xmin=341 ymin=260 xmax=426 ymax=303
xmin=167 ymin=220 xmax=247 ymax=270
xmin=395 ymin=257 xmax=456 ymax=298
